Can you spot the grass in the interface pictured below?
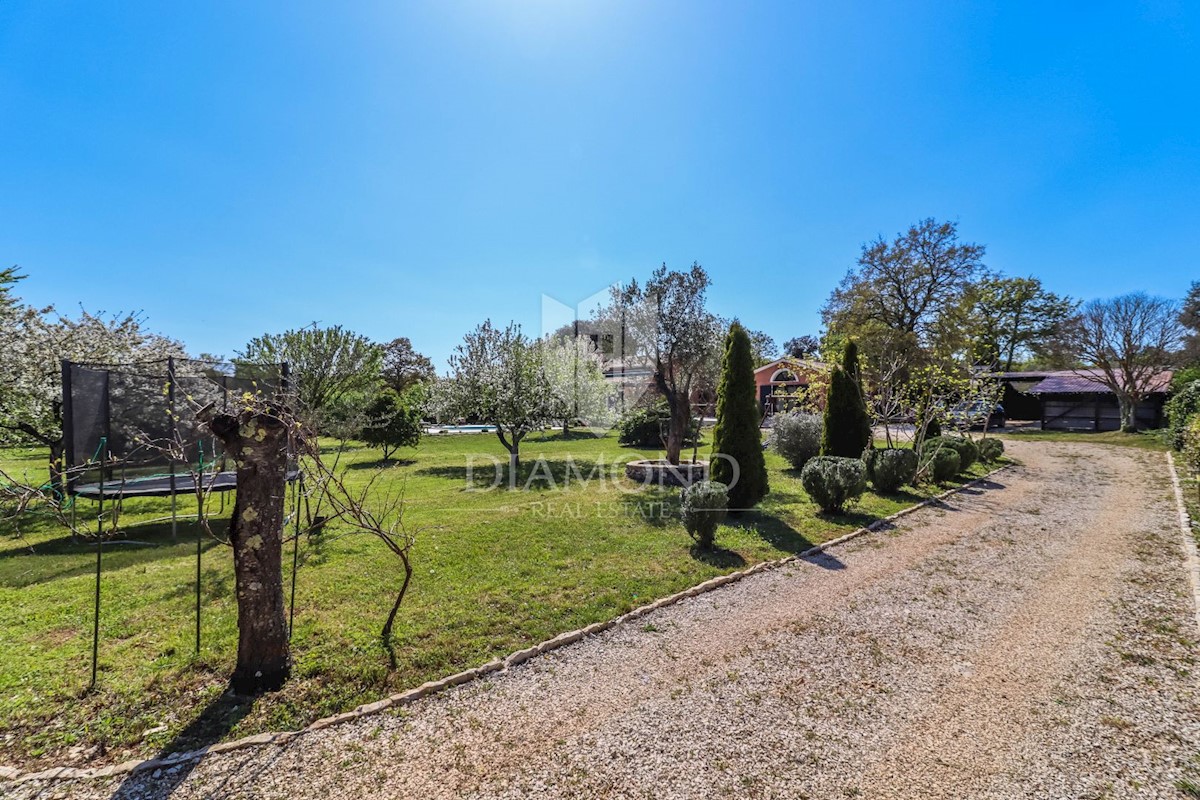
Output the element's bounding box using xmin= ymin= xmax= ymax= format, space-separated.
xmin=995 ymin=427 xmax=1168 ymax=452
xmin=0 ymin=428 xmax=995 ymax=768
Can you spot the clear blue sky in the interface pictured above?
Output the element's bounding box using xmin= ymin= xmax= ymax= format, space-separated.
xmin=2 ymin=1 xmax=1197 ymax=369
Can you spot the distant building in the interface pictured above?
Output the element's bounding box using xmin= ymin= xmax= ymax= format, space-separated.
xmin=753 ymin=358 xmax=825 ymax=416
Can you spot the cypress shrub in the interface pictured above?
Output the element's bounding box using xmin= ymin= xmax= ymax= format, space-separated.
xmin=801 ymin=456 xmax=867 ymax=513
xmin=681 ymin=480 xmax=729 ymax=550
xmin=711 ymin=322 xmax=769 ymax=509
xmin=821 ymin=341 xmax=871 ymax=458
xmin=864 ymin=448 xmax=918 ymax=493
xmin=978 ymin=437 xmax=1004 ymax=463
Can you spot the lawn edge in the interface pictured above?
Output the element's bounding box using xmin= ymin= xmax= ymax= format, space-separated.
xmin=1166 ymin=452 xmax=1200 ymax=635
xmin=0 ymin=462 xmax=1012 ymax=785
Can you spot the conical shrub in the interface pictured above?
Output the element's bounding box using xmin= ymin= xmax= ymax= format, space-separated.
xmin=710 ymin=321 xmax=769 ymax=509
xmin=821 ymin=341 xmax=872 ymax=457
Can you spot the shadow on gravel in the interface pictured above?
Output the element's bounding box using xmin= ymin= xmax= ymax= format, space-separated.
xmin=107 ymin=692 xmax=256 ymax=800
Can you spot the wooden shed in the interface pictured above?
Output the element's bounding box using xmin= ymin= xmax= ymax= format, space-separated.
xmin=1028 ymin=370 xmax=1171 ymax=432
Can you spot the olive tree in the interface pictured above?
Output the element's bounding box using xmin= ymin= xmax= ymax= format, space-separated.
xmin=606 ymin=263 xmax=721 ymax=465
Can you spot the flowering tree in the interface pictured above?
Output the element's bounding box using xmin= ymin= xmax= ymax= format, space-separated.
xmin=0 ymin=271 xmax=185 ymax=489
xmin=541 ymin=335 xmax=613 ymax=436
xmin=437 ymin=320 xmax=553 ymax=476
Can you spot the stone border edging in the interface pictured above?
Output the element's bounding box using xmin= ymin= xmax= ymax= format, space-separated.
xmin=0 ymin=463 xmax=1012 ymax=785
xmin=1166 ymin=453 xmax=1200 ymax=634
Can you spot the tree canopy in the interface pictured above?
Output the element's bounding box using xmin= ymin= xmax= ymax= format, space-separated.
xmin=238 ymin=324 xmax=382 ymax=425
xmin=605 ymin=263 xmax=722 ymax=464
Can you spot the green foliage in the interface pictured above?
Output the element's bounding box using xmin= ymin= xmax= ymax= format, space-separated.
xmin=925 ymin=447 xmax=961 ymax=483
xmin=360 ymin=387 xmax=424 ymax=459
xmin=969 ymin=276 xmax=1076 ymax=371
xmin=800 ymin=455 xmax=867 ymax=513
xmin=380 ymin=337 xmax=435 ymax=392
xmin=710 ymin=322 xmax=769 ymax=509
xmin=770 ymin=412 xmax=823 ymax=470
xmin=922 ymin=435 xmax=978 ymax=472
xmin=978 ymin=437 xmax=1004 ymax=462
xmin=1171 ymin=365 xmax=1200 ymax=394
xmin=1166 ymin=380 xmax=1200 ymax=451
xmin=617 ymin=399 xmax=698 ymax=448
xmin=821 ymin=341 xmax=871 ymax=458
xmin=681 ymin=480 xmax=729 ymax=550
xmin=864 ymin=448 xmax=918 ymax=493
xmin=1183 ymin=416 xmax=1200 ymax=487
xmin=238 ymin=324 xmax=382 ymax=425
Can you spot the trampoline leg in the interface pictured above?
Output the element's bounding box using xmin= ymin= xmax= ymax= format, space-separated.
xmin=171 ymin=489 xmax=178 ymax=541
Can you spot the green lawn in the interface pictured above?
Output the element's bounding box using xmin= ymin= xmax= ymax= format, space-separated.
xmin=0 ymin=429 xmax=993 ymax=768
xmin=996 ymin=427 xmax=1168 ymax=451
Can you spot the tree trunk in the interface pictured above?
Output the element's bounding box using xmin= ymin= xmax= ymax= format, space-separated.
xmin=665 ymin=397 xmax=689 ymax=465
xmin=203 ymin=407 xmax=291 ymax=694
xmin=1118 ymin=395 xmax=1137 ymax=433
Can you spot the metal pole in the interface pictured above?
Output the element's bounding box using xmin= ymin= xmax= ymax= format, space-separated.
xmin=195 ymin=444 xmax=203 ymax=655
xmin=90 ymin=443 xmax=105 ymax=691
xmin=168 ymin=357 xmax=178 ymax=541
xmin=288 ymin=475 xmax=301 ymax=639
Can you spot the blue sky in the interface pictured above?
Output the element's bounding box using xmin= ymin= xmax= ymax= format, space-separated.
xmin=1 ymin=1 xmax=1197 ymax=369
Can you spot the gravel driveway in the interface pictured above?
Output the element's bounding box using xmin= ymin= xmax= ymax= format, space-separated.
xmin=9 ymin=439 xmax=1200 ymax=799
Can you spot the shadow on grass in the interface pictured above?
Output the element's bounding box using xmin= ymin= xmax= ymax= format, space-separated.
xmin=417 ymin=458 xmax=621 ymax=492
xmin=107 ymin=691 xmax=258 ymax=799
xmin=346 ymin=458 xmax=417 ymax=470
xmin=0 ymin=523 xmax=227 ymax=589
xmin=688 ymin=543 xmax=746 ymax=568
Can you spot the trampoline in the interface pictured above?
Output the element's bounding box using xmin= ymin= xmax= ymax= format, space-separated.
xmin=61 ymin=357 xmax=294 ymax=511
xmin=72 ymin=469 xmax=301 ymax=500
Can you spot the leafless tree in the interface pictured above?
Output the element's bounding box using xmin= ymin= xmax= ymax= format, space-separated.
xmin=1067 ymin=293 xmax=1183 ymax=432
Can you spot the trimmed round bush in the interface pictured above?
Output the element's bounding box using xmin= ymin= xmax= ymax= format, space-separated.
xmin=801 ymin=456 xmax=867 ymax=514
xmin=770 ymin=413 xmax=823 ymax=470
xmin=864 ymin=447 xmax=918 ymax=493
xmin=978 ymin=437 xmax=1004 ymax=463
xmin=922 ymin=435 xmax=978 ymax=472
xmin=925 ymin=447 xmax=960 ymax=483
xmin=681 ymin=480 xmax=729 ymax=550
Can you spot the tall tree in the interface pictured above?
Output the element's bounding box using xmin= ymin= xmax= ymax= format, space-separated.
xmin=970 ymin=276 xmax=1076 ymax=371
xmin=380 ymin=336 xmax=435 ymax=392
xmin=437 ymin=320 xmax=552 ymax=475
xmin=822 ymin=341 xmax=872 ymax=457
xmin=238 ymin=325 xmax=382 ymax=424
xmin=710 ymin=322 xmax=769 ymax=509
xmin=823 ymin=218 xmax=986 ymax=359
xmin=606 ymin=263 xmax=721 ymax=465
xmin=1180 ymin=281 xmax=1200 ymax=365
xmin=746 ymin=329 xmax=779 ymax=367
xmin=1066 ymin=293 xmax=1183 ymax=432
xmin=783 ymin=335 xmax=820 ymax=359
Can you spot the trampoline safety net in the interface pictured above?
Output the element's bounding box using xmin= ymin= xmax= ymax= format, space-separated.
xmin=62 ymin=358 xmax=290 ymax=499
